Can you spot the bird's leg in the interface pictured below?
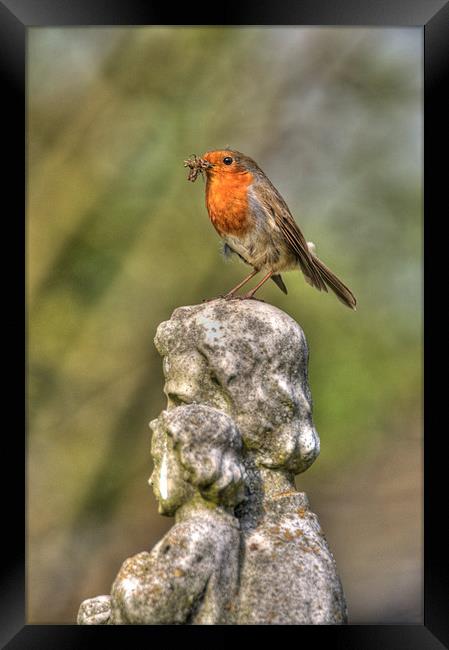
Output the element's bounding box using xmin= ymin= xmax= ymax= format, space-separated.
xmin=223 ymin=269 xmax=259 ymax=299
xmin=241 ymin=270 xmax=273 ymax=300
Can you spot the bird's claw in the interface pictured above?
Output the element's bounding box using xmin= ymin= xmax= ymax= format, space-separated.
xmin=227 ymin=294 xmax=265 ymax=302
xmin=202 ymin=293 xmax=266 ymax=303
xmin=201 ymin=296 xmax=222 ymax=303
xmin=243 ymin=296 xmax=266 ymax=302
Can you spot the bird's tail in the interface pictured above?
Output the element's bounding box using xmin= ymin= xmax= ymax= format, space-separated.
xmin=305 ymin=254 xmax=357 ymax=310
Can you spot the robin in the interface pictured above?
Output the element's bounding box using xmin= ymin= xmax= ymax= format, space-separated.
xmin=184 ymin=149 xmax=356 ymax=310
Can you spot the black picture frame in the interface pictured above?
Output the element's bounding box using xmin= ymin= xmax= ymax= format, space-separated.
xmin=4 ymin=0 xmax=447 ymax=647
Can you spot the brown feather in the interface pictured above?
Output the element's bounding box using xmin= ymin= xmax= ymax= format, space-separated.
xmin=271 ymin=274 xmax=288 ymax=294
xmin=252 ymin=177 xmax=327 ymax=291
xmin=309 ymin=254 xmax=357 ymax=310
xmin=251 ymin=174 xmax=356 ymax=308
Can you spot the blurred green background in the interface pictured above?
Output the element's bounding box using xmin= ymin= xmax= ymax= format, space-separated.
xmin=27 ymin=27 xmax=422 ymax=623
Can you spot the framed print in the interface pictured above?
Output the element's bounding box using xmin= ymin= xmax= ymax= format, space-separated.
xmin=3 ymin=0 xmax=448 ymax=647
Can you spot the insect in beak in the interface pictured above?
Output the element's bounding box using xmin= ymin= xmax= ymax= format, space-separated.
xmin=184 ymin=154 xmax=213 ymax=182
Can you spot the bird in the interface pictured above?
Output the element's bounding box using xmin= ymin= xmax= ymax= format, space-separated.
xmin=184 ymin=149 xmax=357 ymax=310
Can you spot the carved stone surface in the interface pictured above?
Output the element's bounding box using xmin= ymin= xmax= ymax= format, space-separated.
xmin=77 ymin=595 xmax=111 ymax=625
xmin=77 ymin=299 xmax=347 ymax=625
xmin=78 ymin=404 xmax=245 ymax=625
xmin=236 ymin=491 xmax=347 ymax=624
xmin=110 ymin=507 xmax=241 ymax=624
xmin=155 ymin=300 xmax=320 ymax=474
xmin=155 ymin=300 xmax=347 ymax=624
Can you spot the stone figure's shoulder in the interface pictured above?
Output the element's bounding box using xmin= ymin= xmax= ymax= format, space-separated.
xmin=110 ymin=517 xmax=220 ymax=624
xmin=119 ymin=550 xmax=152 ymax=569
xmin=154 ymin=515 xmax=220 ymax=562
xmin=112 ymin=518 xmax=216 ymax=584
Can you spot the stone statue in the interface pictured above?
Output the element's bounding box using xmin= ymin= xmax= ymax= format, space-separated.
xmin=78 ymin=299 xmax=347 ymax=624
xmin=78 ymin=404 xmax=245 ymax=624
xmin=154 ymin=299 xmax=347 ymax=624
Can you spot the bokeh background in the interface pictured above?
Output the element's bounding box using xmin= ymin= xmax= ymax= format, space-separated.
xmin=27 ymin=27 xmax=422 ymax=624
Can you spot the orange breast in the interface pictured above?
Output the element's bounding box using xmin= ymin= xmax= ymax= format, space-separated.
xmin=205 ymin=171 xmax=254 ymax=236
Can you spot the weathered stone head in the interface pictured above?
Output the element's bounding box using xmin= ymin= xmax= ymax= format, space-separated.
xmin=149 ymin=404 xmax=246 ymax=515
xmin=78 ymin=403 xmax=246 ymax=625
xmin=155 ymin=300 xmax=319 ymax=474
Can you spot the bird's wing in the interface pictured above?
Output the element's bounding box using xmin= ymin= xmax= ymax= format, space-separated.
xmin=251 ymin=178 xmax=327 ymax=291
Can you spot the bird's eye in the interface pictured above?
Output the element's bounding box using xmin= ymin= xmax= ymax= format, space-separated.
xmin=223 ymin=156 xmax=233 ymax=165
